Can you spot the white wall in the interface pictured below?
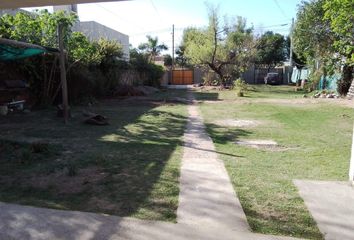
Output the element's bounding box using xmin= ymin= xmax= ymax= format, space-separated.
xmin=349 ymin=124 xmax=354 ymax=184
xmin=73 ymin=21 xmax=129 ymax=60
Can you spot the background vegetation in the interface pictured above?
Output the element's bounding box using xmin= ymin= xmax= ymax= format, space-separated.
xmin=0 ymin=10 xmax=164 ymax=106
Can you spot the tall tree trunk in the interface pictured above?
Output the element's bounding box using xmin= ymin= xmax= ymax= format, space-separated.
xmin=338 ymin=64 xmax=354 ymax=95
xmin=208 ymin=63 xmax=224 ymax=86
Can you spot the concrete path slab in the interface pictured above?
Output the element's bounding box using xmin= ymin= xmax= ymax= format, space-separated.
xmin=0 ymin=202 xmax=300 ymax=240
xmin=294 ymin=180 xmax=354 ymax=240
xmin=177 ymin=101 xmax=250 ymax=232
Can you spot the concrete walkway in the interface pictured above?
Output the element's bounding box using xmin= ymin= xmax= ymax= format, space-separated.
xmin=294 ymin=180 xmax=354 ymax=240
xmin=0 ymin=202 xmax=300 ymax=240
xmin=177 ymin=102 xmax=249 ymax=231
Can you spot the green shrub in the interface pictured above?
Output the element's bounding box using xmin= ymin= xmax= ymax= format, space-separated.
xmin=233 ymin=78 xmax=248 ymax=97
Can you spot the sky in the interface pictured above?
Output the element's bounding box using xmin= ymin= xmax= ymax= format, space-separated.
xmin=24 ymin=0 xmax=302 ymax=55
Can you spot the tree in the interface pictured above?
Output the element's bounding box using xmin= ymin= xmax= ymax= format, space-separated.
xmin=293 ymin=0 xmax=354 ymax=95
xmin=67 ymin=32 xmax=100 ymax=65
xmin=96 ymin=38 xmax=124 ymax=65
xmin=138 ymin=35 xmax=168 ymax=62
xmin=129 ymin=47 xmax=164 ymax=86
xmin=293 ymin=0 xmax=334 ymax=91
xmin=323 ymin=0 xmax=354 ymax=65
xmin=323 ymin=0 xmax=354 ymax=94
xmin=163 ymin=54 xmax=172 ymax=68
xmin=0 ymin=9 xmax=78 ymax=55
xmin=182 ymin=5 xmax=254 ymax=86
xmin=293 ymin=0 xmax=334 ymax=65
xmin=175 ymin=45 xmax=191 ymax=68
xmin=255 ymin=31 xmax=287 ymax=71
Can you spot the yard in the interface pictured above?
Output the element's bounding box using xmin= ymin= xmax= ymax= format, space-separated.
xmin=197 ymin=85 xmax=354 ymax=239
xmin=0 ymin=91 xmax=188 ymax=222
xmin=1 ymin=85 xmax=353 ymax=239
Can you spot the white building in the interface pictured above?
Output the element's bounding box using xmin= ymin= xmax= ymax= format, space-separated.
xmin=54 ymin=4 xmax=129 ymax=60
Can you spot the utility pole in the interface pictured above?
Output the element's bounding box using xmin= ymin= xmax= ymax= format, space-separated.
xmin=289 ymin=18 xmax=294 ymax=67
xmin=58 ymin=23 xmax=69 ymax=124
xmin=288 ymin=18 xmax=295 ymax=84
xmin=171 ymin=24 xmax=175 ymax=85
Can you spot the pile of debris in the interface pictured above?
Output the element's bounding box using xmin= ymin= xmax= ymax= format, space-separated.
xmin=312 ymin=92 xmax=340 ymax=99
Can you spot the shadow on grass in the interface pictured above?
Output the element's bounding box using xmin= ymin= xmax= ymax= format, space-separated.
xmin=202 ymin=123 xmax=252 ymax=159
xmin=0 ymin=99 xmax=187 ymax=222
xmin=193 ymin=91 xmax=220 ymax=101
xmin=204 ymin=123 xmax=252 ymax=144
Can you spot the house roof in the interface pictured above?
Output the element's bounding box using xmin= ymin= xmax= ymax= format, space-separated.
xmin=0 ymin=0 xmax=128 ymax=9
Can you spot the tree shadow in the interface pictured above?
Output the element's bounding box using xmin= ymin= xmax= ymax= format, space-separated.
xmin=204 ymin=123 xmax=252 ymax=145
xmin=192 ymin=91 xmax=220 ymax=101
xmin=0 ymin=98 xmax=187 ymax=221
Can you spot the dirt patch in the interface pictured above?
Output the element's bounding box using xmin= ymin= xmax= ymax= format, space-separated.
xmin=204 ymin=98 xmax=354 ymax=108
xmin=27 ymin=166 xmax=108 ymax=194
xmin=235 ymin=139 xmax=296 ymax=152
xmin=214 ymin=119 xmax=260 ymax=127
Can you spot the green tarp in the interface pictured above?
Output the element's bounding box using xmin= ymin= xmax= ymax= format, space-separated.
xmin=0 ymin=38 xmax=47 ymax=61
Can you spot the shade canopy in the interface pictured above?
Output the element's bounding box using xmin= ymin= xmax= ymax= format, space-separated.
xmin=0 ymin=38 xmax=56 ymax=60
xmin=0 ymin=0 xmax=127 ymax=9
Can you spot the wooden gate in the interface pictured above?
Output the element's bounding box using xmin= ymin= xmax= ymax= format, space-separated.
xmin=171 ymin=70 xmax=194 ymax=85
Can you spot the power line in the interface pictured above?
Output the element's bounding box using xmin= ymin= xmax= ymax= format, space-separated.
xmin=130 ymin=27 xmax=184 ymax=36
xmin=255 ymin=23 xmax=290 ymax=29
xmin=273 ymin=0 xmax=288 ymax=19
xmin=149 ymin=0 xmax=162 ymax=21
xmin=94 ymin=3 xmax=145 ymax=30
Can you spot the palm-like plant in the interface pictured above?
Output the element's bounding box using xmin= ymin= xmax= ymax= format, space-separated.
xmin=138 ymin=35 xmax=168 ymax=62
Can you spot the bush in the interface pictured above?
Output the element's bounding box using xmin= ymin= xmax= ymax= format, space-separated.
xmin=233 ymin=78 xmax=248 ymax=97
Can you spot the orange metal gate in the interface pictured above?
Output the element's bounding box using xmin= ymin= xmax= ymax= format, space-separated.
xmin=171 ymin=70 xmax=193 ymax=85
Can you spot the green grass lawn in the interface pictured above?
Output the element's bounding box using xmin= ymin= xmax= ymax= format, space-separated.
xmin=198 ymin=88 xmax=353 ymax=239
xmin=0 ymin=92 xmax=187 ymax=222
xmin=194 ymin=84 xmax=306 ymax=100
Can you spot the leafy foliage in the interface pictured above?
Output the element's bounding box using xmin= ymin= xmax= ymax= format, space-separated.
xmin=163 ymin=54 xmax=172 ymax=67
xmin=67 ymin=32 xmax=101 ymax=64
xmin=293 ymin=0 xmax=333 ymax=63
xmin=323 ymin=0 xmax=354 ymax=65
xmin=138 ymin=35 xmax=168 ymax=62
xmin=130 ymin=48 xmax=164 ymax=86
xmin=0 ymin=10 xmax=78 ymax=48
xmin=182 ymin=5 xmax=255 ymax=86
xmin=175 ymin=45 xmax=191 ymax=68
xmin=255 ymin=31 xmax=287 ymax=70
xmin=0 ymin=10 xmax=163 ymax=104
xmin=293 ymin=0 xmax=354 ymax=95
xmin=233 ymin=78 xmax=248 ymax=97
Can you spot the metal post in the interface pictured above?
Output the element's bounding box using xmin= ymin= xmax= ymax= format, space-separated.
xmin=289 ymin=18 xmax=294 ymax=67
xmin=58 ymin=23 xmax=69 ymax=124
xmin=171 ymin=24 xmax=175 ymax=85
xmin=349 ymin=124 xmax=354 ymax=184
xmin=172 ymin=24 xmax=175 ymax=70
